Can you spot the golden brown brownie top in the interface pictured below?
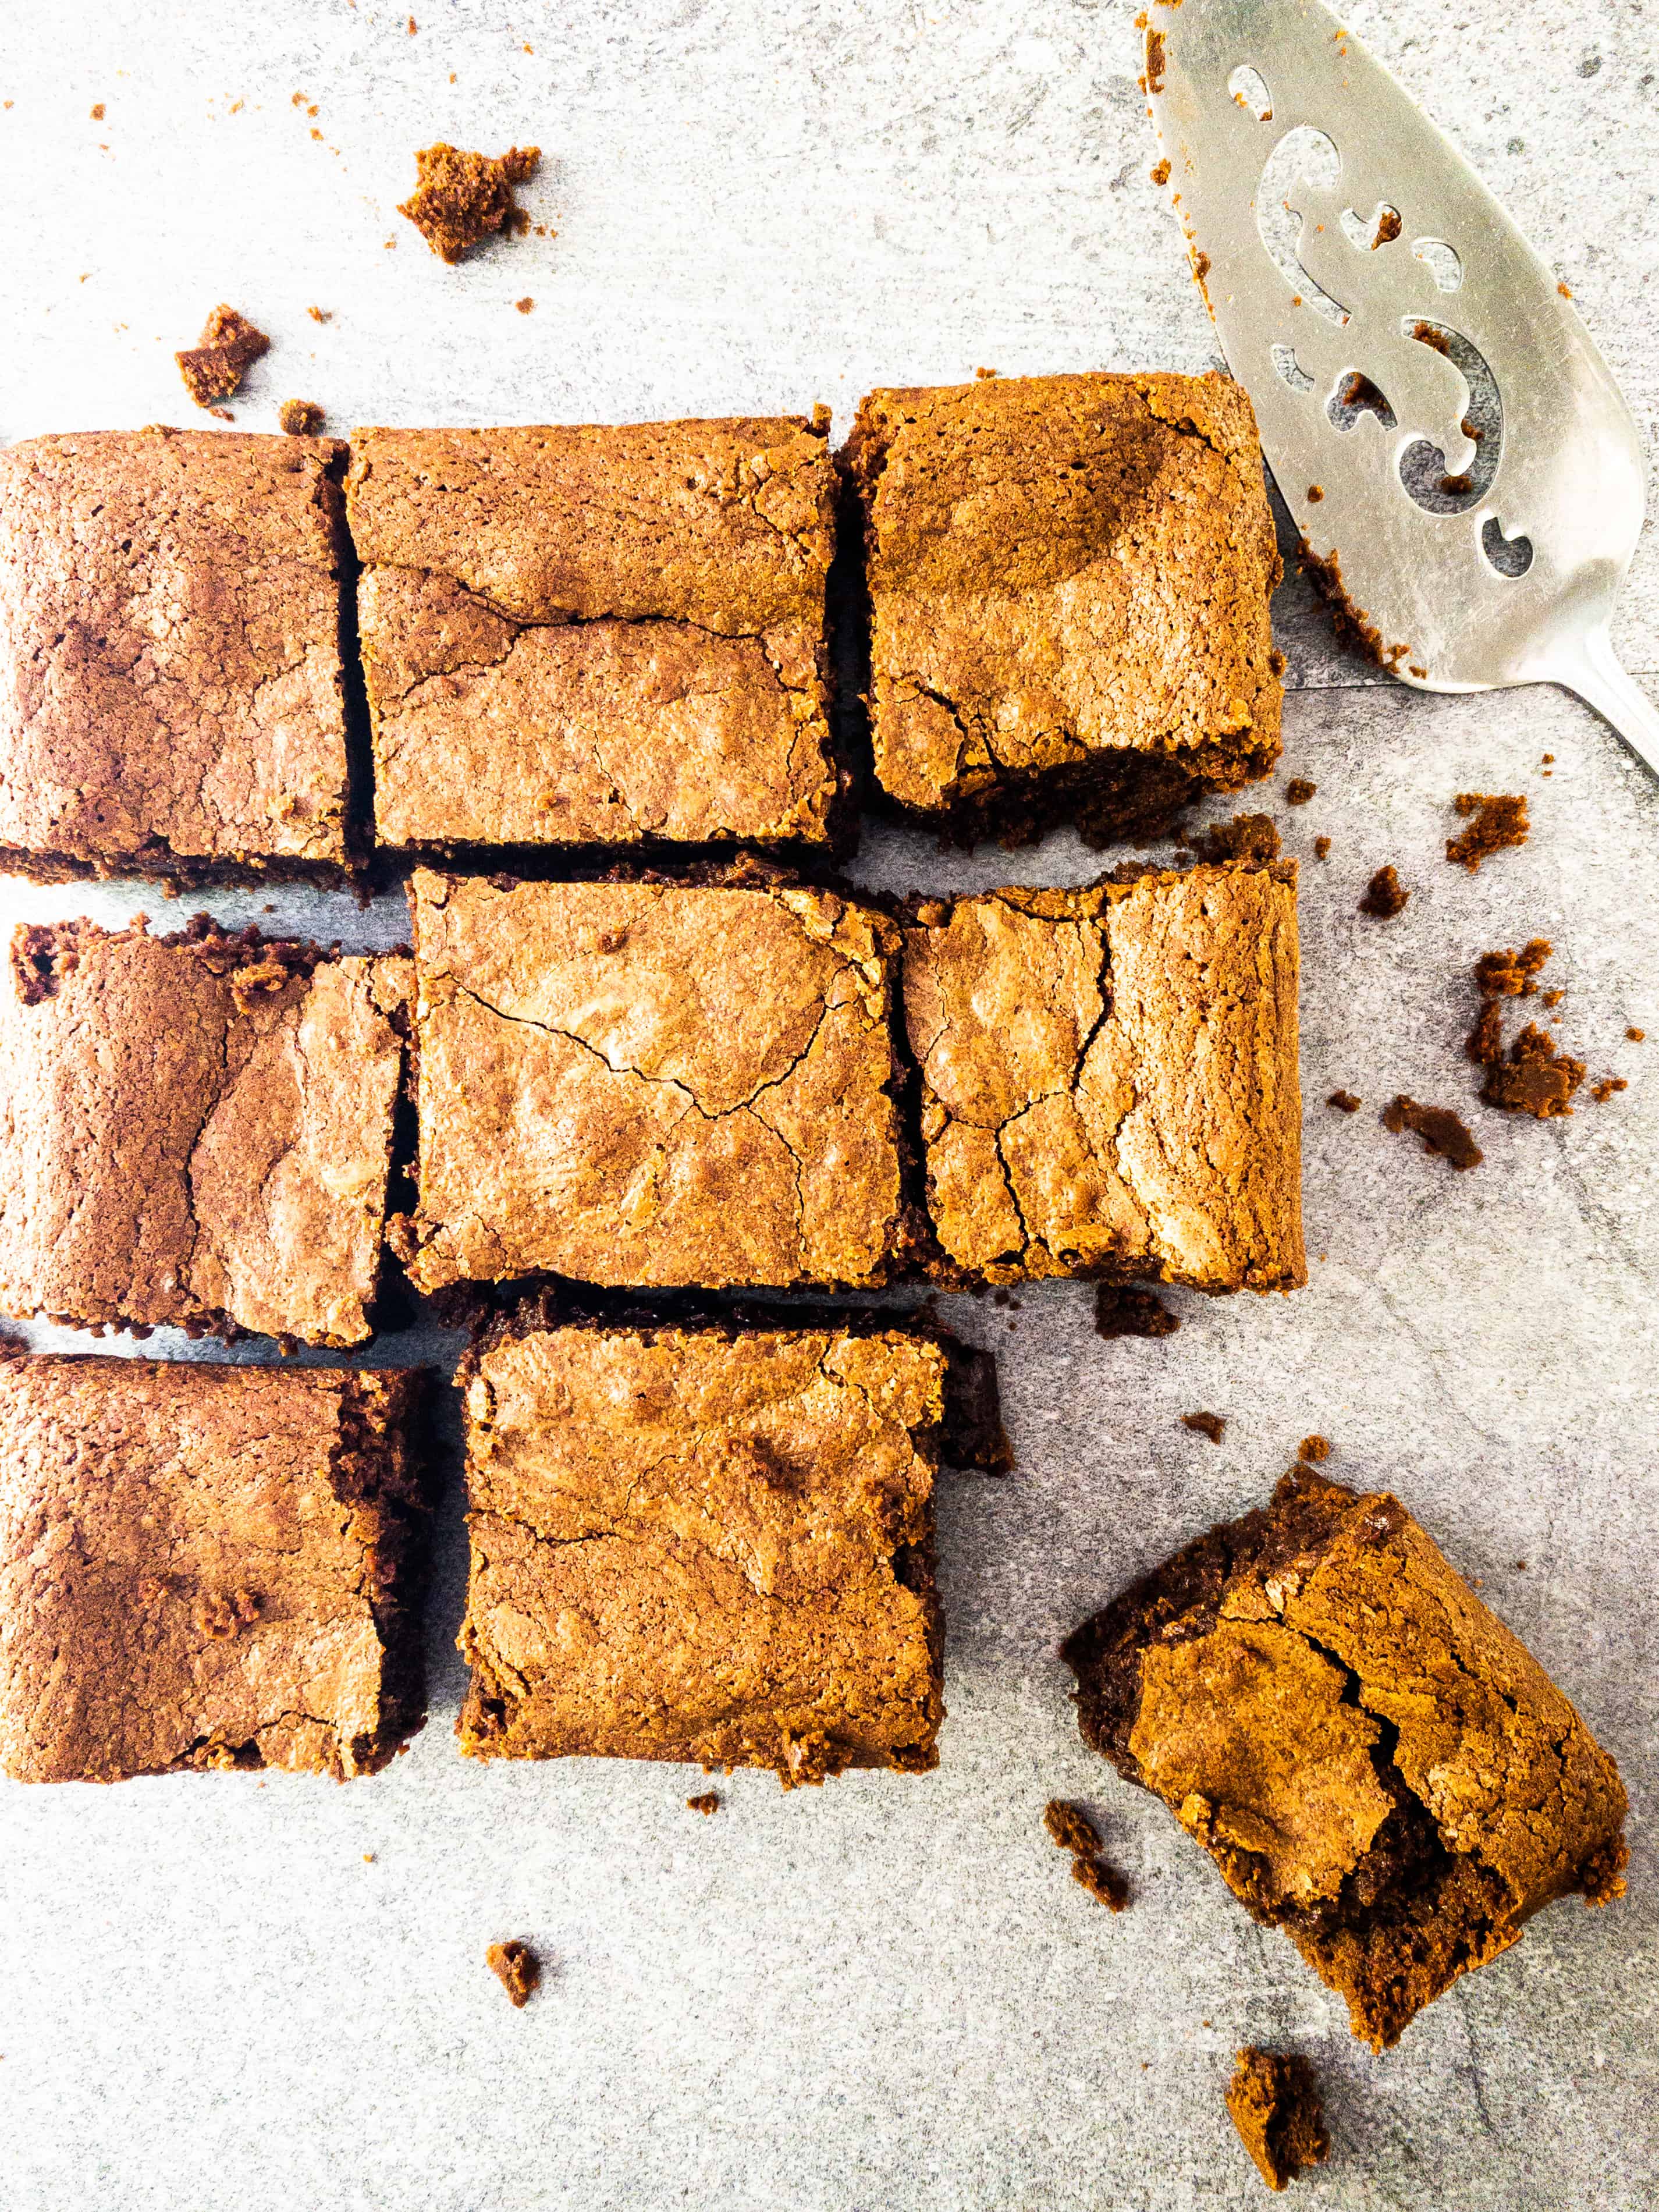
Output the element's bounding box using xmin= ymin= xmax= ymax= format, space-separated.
xmin=0 ymin=427 xmax=350 ymax=868
xmin=457 ymin=1322 xmax=945 ymax=1783
xmin=0 ymin=921 xmax=408 ymax=1344
xmin=0 ymin=1357 xmax=424 ymax=1783
xmin=346 ymin=414 xmax=836 ymax=633
xmin=903 ymin=862 xmax=1304 ymax=1290
xmin=397 ymin=871 xmax=907 ymax=1293
xmin=847 ymin=371 xmax=1283 ymax=811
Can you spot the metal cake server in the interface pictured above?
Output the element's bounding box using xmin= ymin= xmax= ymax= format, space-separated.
xmin=1143 ymin=0 xmax=1659 ymax=779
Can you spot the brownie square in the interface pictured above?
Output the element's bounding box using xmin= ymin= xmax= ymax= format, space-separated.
xmin=903 ymin=861 xmax=1304 ymax=1290
xmin=455 ymin=1310 xmax=947 ymax=1783
xmin=346 ymin=416 xmax=844 ymax=853
xmin=0 ymin=919 xmax=409 ymax=1345
xmin=395 ymin=868 xmax=910 ymax=1292
xmin=0 ymin=1353 xmax=431 ymax=1783
xmin=1063 ymin=1471 xmax=1629 ymax=2050
xmin=0 ymin=428 xmax=352 ymax=883
xmin=846 ymin=372 xmax=1283 ymax=841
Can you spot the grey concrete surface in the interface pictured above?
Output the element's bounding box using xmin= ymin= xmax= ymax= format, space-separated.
xmin=0 ymin=3 xmax=1656 ymax=2208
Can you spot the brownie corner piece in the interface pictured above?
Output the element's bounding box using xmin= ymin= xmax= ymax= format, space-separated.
xmin=347 ymin=414 xmax=844 ymax=854
xmin=0 ymin=1354 xmax=433 ymax=1784
xmin=1062 ymin=1469 xmax=1628 ymax=2049
xmin=399 ymin=868 xmax=911 ymax=1294
xmin=0 ymin=918 xmax=410 ymax=1345
xmin=903 ymin=860 xmax=1303 ymax=1291
xmin=0 ymin=427 xmax=351 ymax=882
xmin=846 ymin=370 xmax=1283 ymax=843
xmin=454 ymin=1309 xmax=947 ymax=1783
xmin=1225 ymin=2048 xmax=1330 ymax=2192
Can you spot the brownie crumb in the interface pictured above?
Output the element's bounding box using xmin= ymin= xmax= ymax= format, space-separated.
xmin=1313 ymin=836 xmax=1331 ymax=861
xmin=1150 ymin=157 xmax=1171 ymax=186
xmin=486 ymin=1938 xmax=541 ymax=2008
xmin=278 ymin=398 xmax=325 ymax=436
xmin=1146 ymin=29 xmax=1167 ymax=92
xmin=307 ymin=305 xmax=332 ymax=323
xmin=1447 ymin=791 xmax=1529 ymax=872
xmin=1627 ymin=1027 xmax=1644 ymax=1042
xmin=1093 ymin=1283 xmax=1180 ymax=1340
xmin=1590 ymin=1077 xmax=1628 ymax=1105
xmin=686 ymin=1791 xmax=720 ymax=1816
xmin=1284 ymin=779 xmax=1317 ymax=805
xmin=1227 ymin=2048 xmax=1330 ymax=2192
xmin=1359 ymin=864 xmax=1409 ymax=918
xmin=1472 ymin=939 xmax=1551 ymax=1001
xmin=398 ymin=142 xmax=540 ymax=261
xmin=1468 ymin=942 xmax=1586 ymax=1117
xmin=1373 ymin=207 xmax=1402 ymax=248
xmin=1326 ymin=1089 xmax=1362 ymax=1114
xmin=515 ymin=296 xmax=535 ymax=313
xmin=1043 ymin=1799 xmax=1102 ymax=1856
xmin=1188 ymin=812 xmax=1281 ymax=865
xmin=1382 ymin=1095 xmax=1483 ymax=1170
xmin=176 ymin=304 xmax=269 ymax=407
xmin=1181 ymin=1411 xmax=1226 ymax=1445
xmin=1306 ymin=485 xmax=1324 ymax=503
xmin=91 ymin=102 xmax=106 ymax=121
xmin=1071 ymin=1853 xmax=1129 ymax=1912
xmin=1297 ymin=1435 xmax=1331 ymax=1462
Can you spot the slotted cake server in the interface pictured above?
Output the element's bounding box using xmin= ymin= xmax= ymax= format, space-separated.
xmin=1143 ymin=0 xmax=1659 ymax=779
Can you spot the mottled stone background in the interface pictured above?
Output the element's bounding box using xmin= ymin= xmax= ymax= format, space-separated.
xmin=1 ymin=2 xmax=1655 ymax=2206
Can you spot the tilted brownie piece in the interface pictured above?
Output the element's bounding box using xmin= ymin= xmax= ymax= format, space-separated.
xmin=1225 ymin=2049 xmax=1330 ymax=2193
xmin=455 ymin=1309 xmax=948 ymax=1784
xmin=903 ymin=861 xmax=1304 ymax=1290
xmin=1062 ymin=1471 xmax=1628 ymax=2050
xmin=347 ymin=416 xmax=844 ymax=853
xmin=395 ymin=868 xmax=910 ymax=1292
xmin=0 ymin=1354 xmax=431 ymax=1783
xmin=846 ymin=372 xmax=1283 ymax=842
xmin=0 ymin=919 xmax=409 ymax=1345
xmin=0 ymin=428 xmax=351 ymax=883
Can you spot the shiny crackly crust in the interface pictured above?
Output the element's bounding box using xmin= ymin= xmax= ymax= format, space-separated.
xmin=454 ymin=1319 xmax=944 ymax=1783
xmin=846 ymin=371 xmax=1284 ymax=819
xmin=0 ymin=428 xmax=351 ymax=876
xmin=0 ymin=1355 xmax=431 ymax=1784
xmin=1063 ymin=1471 xmax=1629 ymax=2050
xmin=395 ymin=869 xmax=909 ymax=1292
xmin=346 ymin=418 xmax=844 ymax=850
xmin=903 ymin=861 xmax=1305 ymax=1291
xmin=0 ymin=920 xmax=409 ymax=1345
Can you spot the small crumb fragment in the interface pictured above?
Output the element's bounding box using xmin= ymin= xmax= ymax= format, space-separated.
xmin=1468 ymin=942 xmax=1586 ymax=1117
xmin=1447 ymin=791 xmax=1529 ymax=872
xmin=974 ymin=365 xmax=999 ymax=379
xmin=515 ymin=296 xmax=535 ymax=313
xmin=486 ymin=1938 xmax=541 ymax=2008
xmin=1189 ymin=813 xmax=1281 ymax=865
xmin=1284 ymin=778 xmax=1317 ymax=805
xmin=1558 ymin=281 xmax=1573 ymax=298
xmin=1071 ymin=1854 xmax=1129 ymax=1912
xmin=1093 ymin=1283 xmax=1180 ymax=1340
xmin=90 ymin=102 xmax=105 ymax=120
xmin=363 ymin=1852 xmax=375 ymax=1862
xmin=1306 ymin=484 xmax=1323 ymax=503
xmin=1359 ymin=863 xmax=1409 ymax=918
xmin=1541 ymin=988 xmax=1564 ymax=1009
xmin=1383 ymin=1095 xmax=1483 ymax=1170
xmin=1181 ymin=1411 xmax=1226 ymax=1445
xmin=1298 ymin=1435 xmax=1331 ymax=1462
xmin=1327 ymin=1089 xmax=1362 ymax=1113
xmin=1627 ymin=1027 xmax=1644 ymax=1042
xmin=1150 ymin=157 xmax=1171 ymax=185
xmin=1590 ymin=1077 xmax=1627 ymax=1104
xmin=278 ymin=398 xmax=325 ymax=436
xmin=1313 ymin=836 xmax=1331 ymax=861
xmin=1044 ymin=1800 xmax=1101 ymax=1856
xmin=686 ymin=1791 xmax=720 ymax=1815
xmin=1373 ymin=206 xmax=1402 ymax=247
xmin=399 ymin=141 xmax=540 ymax=261
xmin=407 ymin=13 xmax=417 ymax=29
xmin=175 ymin=303 xmax=269 ymax=407
xmin=1227 ymin=2048 xmax=1330 ymax=2192
xmin=306 ymin=304 xmax=332 ymax=323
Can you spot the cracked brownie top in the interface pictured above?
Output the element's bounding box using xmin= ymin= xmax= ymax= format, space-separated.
xmin=0 ymin=427 xmax=351 ymax=880
xmin=395 ymin=868 xmax=911 ymax=1293
xmin=346 ymin=417 xmax=843 ymax=850
xmin=846 ymin=371 xmax=1283 ymax=824
xmin=1063 ymin=1469 xmax=1629 ymax=2049
xmin=0 ymin=918 xmax=410 ymax=1345
xmin=0 ymin=1354 xmax=431 ymax=1784
xmin=903 ymin=861 xmax=1304 ymax=1291
xmin=454 ymin=1316 xmax=945 ymax=1783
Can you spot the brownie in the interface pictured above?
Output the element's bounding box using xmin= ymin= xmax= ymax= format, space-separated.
xmin=902 ymin=862 xmax=1304 ymax=1290
xmin=0 ymin=919 xmax=409 ymax=1345
xmin=0 ymin=428 xmax=352 ymax=883
xmin=0 ymin=1352 xmax=431 ymax=1783
xmin=394 ymin=868 xmax=910 ymax=1293
xmin=846 ymin=371 xmax=1283 ymax=842
xmin=346 ymin=417 xmax=844 ymax=854
xmin=1062 ymin=1470 xmax=1629 ymax=2050
xmin=1225 ymin=2049 xmax=1330 ymax=2192
xmin=175 ymin=304 xmax=270 ymax=408
xmin=454 ymin=1311 xmax=947 ymax=1784
xmin=485 ymin=1938 xmax=541 ymax=2006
